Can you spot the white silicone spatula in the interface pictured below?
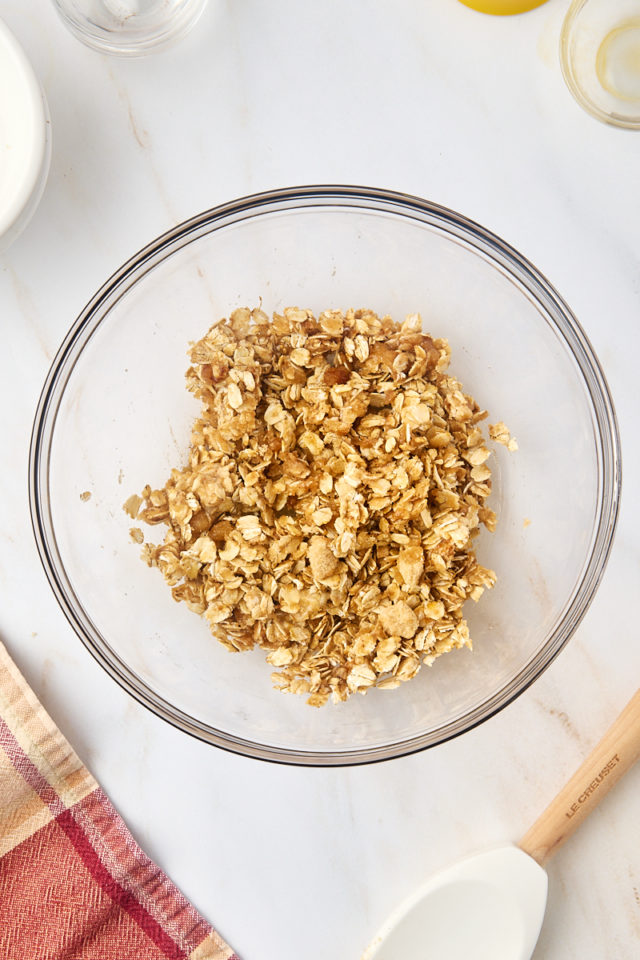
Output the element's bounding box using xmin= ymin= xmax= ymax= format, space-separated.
xmin=363 ymin=688 xmax=640 ymax=960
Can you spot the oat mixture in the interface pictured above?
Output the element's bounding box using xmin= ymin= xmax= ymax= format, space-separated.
xmin=130 ymin=307 xmax=512 ymax=706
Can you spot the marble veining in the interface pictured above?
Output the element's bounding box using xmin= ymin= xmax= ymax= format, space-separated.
xmin=1 ymin=2 xmax=639 ymax=958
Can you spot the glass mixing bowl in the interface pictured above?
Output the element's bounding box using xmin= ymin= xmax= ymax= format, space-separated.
xmin=29 ymin=187 xmax=621 ymax=765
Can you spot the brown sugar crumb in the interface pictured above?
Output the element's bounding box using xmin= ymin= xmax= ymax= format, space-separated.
xmin=80 ymin=491 xmax=92 ymax=502
xmin=134 ymin=307 xmax=504 ymax=706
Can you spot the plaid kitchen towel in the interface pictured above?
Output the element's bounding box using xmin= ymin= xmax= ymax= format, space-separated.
xmin=0 ymin=641 xmax=239 ymax=960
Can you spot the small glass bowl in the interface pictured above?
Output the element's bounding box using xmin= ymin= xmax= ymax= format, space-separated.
xmin=51 ymin=0 xmax=207 ymax=57
xmin=29 ymin=187 xmax=621 ymax=765
xmin=561 ymin=0 xmax=640 ymax=129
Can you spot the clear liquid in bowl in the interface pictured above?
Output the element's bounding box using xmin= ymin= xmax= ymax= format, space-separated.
xmin=596 ymin=18 xmax=640 ymax=102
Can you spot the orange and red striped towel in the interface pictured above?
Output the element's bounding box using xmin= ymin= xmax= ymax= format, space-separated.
xmin=0 ymin=641 xmax=239 ymax=960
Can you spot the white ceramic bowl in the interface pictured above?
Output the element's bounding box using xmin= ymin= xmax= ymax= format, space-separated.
xmin=0 ymin=18 xmax=50 ymax=251
xmin=560 ymin=0 xmax=640 ymax=129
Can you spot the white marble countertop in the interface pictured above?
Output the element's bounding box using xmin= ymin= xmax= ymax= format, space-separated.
xmin=1 ymin=1 xmax=639 ymax=957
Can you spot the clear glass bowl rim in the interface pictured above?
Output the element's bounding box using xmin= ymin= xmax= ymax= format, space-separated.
xmin=29 ymin=185 xmax=622 ymax=766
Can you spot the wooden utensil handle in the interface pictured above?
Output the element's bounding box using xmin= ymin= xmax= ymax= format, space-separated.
xmin=519 ymin=688 xmax=640 ymax=865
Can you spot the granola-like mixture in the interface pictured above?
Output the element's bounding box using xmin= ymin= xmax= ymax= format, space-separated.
xmin=489 ymin=421 xmax=518 ymax=452
xmin=132 ymin=307 xmax=504 ymax=706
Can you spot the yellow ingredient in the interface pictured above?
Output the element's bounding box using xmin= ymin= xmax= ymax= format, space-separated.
xmin=457 ymin=0 xmax=548 ymax=14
